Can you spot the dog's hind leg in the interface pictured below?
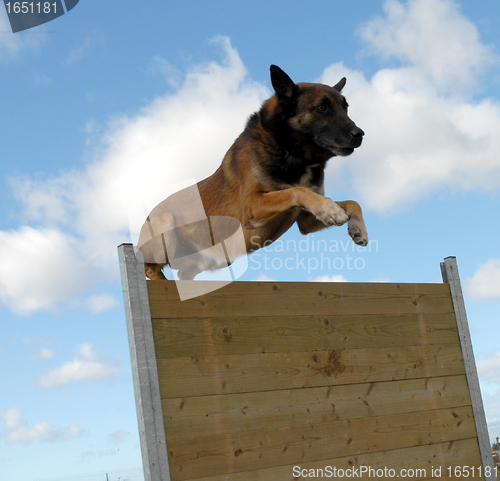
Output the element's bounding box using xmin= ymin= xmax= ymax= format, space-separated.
xmin=138 ymin=211 xmax=176 ymax=280
xmin=145 ymin=262 xmax=166 ymax=280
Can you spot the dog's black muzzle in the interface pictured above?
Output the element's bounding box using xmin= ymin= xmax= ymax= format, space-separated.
xmin=349 ymin=125 xmax=365 ymax=148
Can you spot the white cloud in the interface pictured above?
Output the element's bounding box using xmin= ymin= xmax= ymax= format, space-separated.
xmin=32 ymin=347 xmax=56 ymax=359
xmin=10 ymin=175 xmax=73 ymax=223
xmin=477 ymin=352 xmax=500 ymax=384
xmin=466 ymin=259 xmax=500 ymax=300
xmin=66 ymin=37 xmax=92 ymax=64
xmin=253 ymin=274 xmax=276 ymax=282
xmin=14 ymin=36 xmax=267 ymax=243
xmin=0 ymin=10 xmax=46 ymax=60
xmin=65 ymin=32 xmax=103 ymax=65
xmin=0 ymin=36 xmax=268 ymax=315
xmin=108 ymin=429 xmax=130 ymax=444
xmin=369 ymin=277 xmax=392 ymax=283
xmin=2 ymin=407 xmax=23 ymax=431
xmin=148 ymin=55 xmax=182 ymax=88
xmin=36 ymin=343 xmax=119 ymax=388
xmin=311 ymin=274 xmax=348 ymax=282
xmin=86 ymin=293 xmax=119 ymax=314
xmin=358 ymin=0 xmax=494 ymax=91
xmin=0 ymin=227 xmax=94 ymax=315
xmin=0 ymin=407 xmax=84 ymax=445
xmin=321 ymin=0 xmax=500 ymax=212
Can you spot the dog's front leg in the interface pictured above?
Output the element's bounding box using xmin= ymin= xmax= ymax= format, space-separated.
xmin=335 ymin=200 xmax=369 ymax=246
xmin=297 ymin=211 xmax=334 ymax=234
xmin=297 ymin=200 xmax=368 ymax=247
xmin=243 ymin=187 xmax=349 ymax=229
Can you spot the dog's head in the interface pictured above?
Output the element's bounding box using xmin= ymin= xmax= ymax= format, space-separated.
xmin=268 ymin=65 xmax=364 ymax=157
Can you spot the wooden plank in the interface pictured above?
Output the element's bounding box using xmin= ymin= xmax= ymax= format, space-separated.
xmin=442 ymin=257 xmax=496 ymax=481
xmin=157 ymin=344 xmax=465 ymax=398
xmin=162 ymin=375 xmax=471 ymax=439
xmin=152 ymin=313 xmax=459 ymax=359
xmin=147 ymin=281 xmax=454 ymax=318
xmin=118 ymin=244 xmax=171 ymax=481
xmin=185 ymin=438 xmax=483 ymax=481
xmin=167 ymin=406 xmax=477 ymax=480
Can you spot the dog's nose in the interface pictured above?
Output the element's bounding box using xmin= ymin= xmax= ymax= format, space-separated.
xmin=350 ymin=126 xmax=365 ymax=140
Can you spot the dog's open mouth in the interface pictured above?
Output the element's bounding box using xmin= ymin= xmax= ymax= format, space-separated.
xmin=315 ymin=137 xmax=362 ymax=157
xmin=322 ymin=144 xmax=359 ymax=157
xmin=332 ymin=146 xmax=356 ymax=156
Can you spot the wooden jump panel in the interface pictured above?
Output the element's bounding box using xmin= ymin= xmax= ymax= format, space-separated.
xmin=147 ymin=281 xmax=454 ymax=318
xmin=167 ymin=406 xmax=476 ymax=480
xmin=152 ymin=313 xmax=459 ymax=358
xmin=156 ymin=344 xmax=465 ymax=398
xmin=188 ymin=438 xmax=482 ymax=481
xmin=118 ymin=246 xmax=496 ymax=481
xmin=161 ymin=376 xmax=471 ymax=439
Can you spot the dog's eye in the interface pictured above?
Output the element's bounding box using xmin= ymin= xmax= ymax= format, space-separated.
xmin=317 ymin=105 xmax=326 ymax=112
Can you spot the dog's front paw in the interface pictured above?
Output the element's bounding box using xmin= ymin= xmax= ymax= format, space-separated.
xmin=348 ymin=216 xmax=369 ymax=246
xmin=313 ymin=198 xmax=349 ymax=227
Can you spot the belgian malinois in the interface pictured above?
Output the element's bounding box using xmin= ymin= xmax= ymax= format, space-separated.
xmin=137 ymin=65 xmax=368 ymax=280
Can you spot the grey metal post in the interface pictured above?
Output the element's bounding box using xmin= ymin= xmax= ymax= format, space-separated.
xmin=441 ymin=256 xmax=495 ymax=480
xmin=118 ymin=243 xmax=171 ymax=481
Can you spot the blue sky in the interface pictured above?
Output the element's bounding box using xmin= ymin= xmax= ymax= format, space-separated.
xmin=1 ymin=0 xmax=500 ymax=479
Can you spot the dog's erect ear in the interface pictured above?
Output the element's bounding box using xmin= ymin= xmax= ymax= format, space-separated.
xmin=270 ymin=65 xmax=298 ymax=103
xmin=332 ymin=77 xmax=347 ymax=92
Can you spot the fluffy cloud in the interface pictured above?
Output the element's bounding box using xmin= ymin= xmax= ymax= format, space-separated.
xmin=466 ymin=259 xmax=500 ymax=300
xmin=36 ymin=343 xmax=119 ymax=388
xmin=358 ymin=0 xmax=493 ymax=91
xmin=0 ymin=407 xmax=84 ymax=445
xmin=253 ymin=274 xmax=276 ymax=282
xmin=32 ymin=347 xmax=56 ymax=359
xmin=321 ymin=0 xmax=500 ymax=212
xmin=108 ymin=429 xmax=131 ymax=444
xmin=0 ymin=227 xmax=94 ymax=315
xmin=66 ymin=35 xmax=94 ymax=64
xmin=312 ymin=274 xmax=348 ymax=282
xmin=0 ymin=9 xmax=46 ymax=60
xmin=0 ymin=36 xmax=267 ymax=314
xmin=86 ymin=293 xmax=119 ymax=314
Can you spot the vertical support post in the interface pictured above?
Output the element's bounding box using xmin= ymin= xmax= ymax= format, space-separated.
xmin=118 ymin=243 xmax=170 ymax=481
xmin=441 ymin=256 xmax=495 ymax=480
